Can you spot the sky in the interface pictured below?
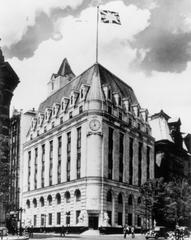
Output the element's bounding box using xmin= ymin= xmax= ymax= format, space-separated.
xmin=1 ymin=0 xmax=191 ymax=133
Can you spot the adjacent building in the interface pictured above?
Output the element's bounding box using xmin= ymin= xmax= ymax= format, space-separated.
xmin=149 ymin=110 xmax=190 ymax=181
xmin=21 ymin=59 xmax=155 ymax=230
xmin=9 ymin=109 xmax=36 ymax=223
xmin=0 ymin=49 xmax=19 ymax=225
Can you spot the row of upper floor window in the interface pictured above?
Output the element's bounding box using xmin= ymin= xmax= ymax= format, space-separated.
xmin=29 ymin=84 xmax=149 ymax=138
xmin=29 ymin=109 xmax=150 ymax=142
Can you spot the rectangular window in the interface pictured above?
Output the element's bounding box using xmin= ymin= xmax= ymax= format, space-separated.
xmin=41 ymin=144 xmax=45 ymax=188
xmin=108 ymin=106 xmax=112 ymax=114
xmin=60 ymin=117 xmax=63 ymax=124
xmin=77 ymin=127 xmax=81 ymax=179
xmin=69 ymin=111 xmax=73 ymax=119
xmin=137 ymin=215 xmax=141 ymax=227
xmin=48 ymin=213 xmax=52 ymax=225
xmin=138 ymin=142 xmax=142 ymax=186
xmin=34 ymin=148 xmax=38 ymax=189
xmin=128 ymin=213 xmax=132 ymax=226
xmin=41 ymin=214 xmax=46 ymax=226
xmin=119 ymin=111 xmax=122 ymax=120
xmin=76 ymin=210 xmax=81 ymax=224
xmin=147 ymin=146 xmax=150 ymax=180
xmin=79 ymin=106 xmax=83 ymax=114
xmin=108 ymin=128 xmax=113 ymax=179
xmin=49 ymin=140 xmax=53 ymax=186
xmin=107 ymin=211 xmax=112 ymax=225
xmin=57 ymin=212 xmax=61 ymax=225
xmin=34 ymin=215 xmax=37 ymax=227
xmin=118 ymin=212 xmax=122 ymax=226
xmin=129 ymin=138 xmax=133 ymax=185
xmin=28 ymin=151 xmax=31 ymax=191
xmin=57 ymin=136 xmax=62 ymax=184
xmin=67 ymin=132 xmax=71 ymax=181
xmin=66 ymin=212 xmax=70 ymax=225
xmin=119 ymin=133 xmax=124 ymax=182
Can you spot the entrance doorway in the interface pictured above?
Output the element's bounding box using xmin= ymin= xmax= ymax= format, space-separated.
xmin=88 ymin=215 xmax=98 ymax=229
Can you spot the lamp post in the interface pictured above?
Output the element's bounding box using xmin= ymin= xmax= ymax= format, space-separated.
xmin=17 ymin=208 xmax=24 ymax=236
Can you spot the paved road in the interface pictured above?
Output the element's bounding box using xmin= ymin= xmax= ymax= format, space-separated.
xmin=30 ymin=233 xmax=145 ymax=240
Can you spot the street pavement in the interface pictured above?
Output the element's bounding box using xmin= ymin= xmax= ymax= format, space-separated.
xmin=29 ymin=233 xmax=145 ymax=240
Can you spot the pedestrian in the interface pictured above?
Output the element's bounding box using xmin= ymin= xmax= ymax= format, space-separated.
xmin=131 ymin=226 xmax=135 ymax=238
xmin=61 ymin=225 xmax=65 ymax=237
xmin=123 ymin=224 xmax=129 ymax=239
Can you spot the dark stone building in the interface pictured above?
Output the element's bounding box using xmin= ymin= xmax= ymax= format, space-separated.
xmin=0 ymin=49 xmax=19 ymax=225
xmin=150 ymin=110 xmax=190 ymax=181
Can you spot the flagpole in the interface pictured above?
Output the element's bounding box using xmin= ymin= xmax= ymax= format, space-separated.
xmin=96 ymin=4 xmax=99 ymax=63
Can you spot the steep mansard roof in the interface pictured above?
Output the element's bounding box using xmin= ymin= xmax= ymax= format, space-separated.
xmin=38 ymin=62 xmax=139 ymax=112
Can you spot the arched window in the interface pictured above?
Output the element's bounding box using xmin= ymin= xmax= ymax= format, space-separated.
xmin=75 ymin=189 xmax=81 ymax=202
xmin=47 ymin=195 xmax=52 ymax=206
xmin=128 ymin=194 xmax=133 ymax=206
xmin=26 ymin=199 xmax=30 ymax=209
xmin=65 ymin=191 xmax=70 ymax=203
xmin=33 ymin=198 xmax=37 ymax=208
xmin=118 ymin=193 xmax=123 ymax=204
xmin=56 ymin=193 xmax=61 ymax=204
xmin=40 ymin=197 xmax=44 ymax=207
xmin=107 ymin=190 xmax=112 ymax=202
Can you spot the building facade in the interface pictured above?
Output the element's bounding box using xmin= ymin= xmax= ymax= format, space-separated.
xmin=0 ymin=49 xmax=19 ymax=225
xmin=21 ymin=59 xmax=154 ymax=230
xmin=149 ymin=110 xmax=190 ymax=181
xmin=9 ymin=109 xmax=36 ymax=214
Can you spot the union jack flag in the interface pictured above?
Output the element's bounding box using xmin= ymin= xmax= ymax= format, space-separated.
xmin=100 ymin=10 xmax=121 ymax=25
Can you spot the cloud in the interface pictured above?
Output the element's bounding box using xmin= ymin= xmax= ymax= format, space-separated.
xmin=130 ymin=0 xmax=191 ymax=73
xmin=0 ymin=0 xmax=84 ymax=59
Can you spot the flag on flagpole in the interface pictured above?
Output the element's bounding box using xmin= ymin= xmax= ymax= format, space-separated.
xmin=100 ymin=10 xmax=121 ymax=25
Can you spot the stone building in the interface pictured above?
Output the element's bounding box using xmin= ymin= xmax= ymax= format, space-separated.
xmin=21 ymin=59 xmax=154 ymax=230
xmin=0 ymin=49 xmax=19 ymax=225
xmin=149 ymin=110 xmax=190 ymax=181
xmin=9 ymin=109 xmax=36 ymax=214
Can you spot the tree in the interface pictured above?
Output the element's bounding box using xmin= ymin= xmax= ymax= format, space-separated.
xmin=164 ymin=178 xmax=191 ymax=226
xmin=140 ymin=178 xmax=191 ymax=228
xmin=139 ymin=178 xmax=167 ymax=228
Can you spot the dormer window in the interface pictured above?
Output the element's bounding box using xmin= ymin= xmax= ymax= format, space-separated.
xmin=61 ymin=97 xmax=69 ymax=112
xmin=71 ymin=96 xmax=73 ymax=105
xmin=108 ymin=88 xmax=111 ymax=100
xmin=113 ymin=92 xmax=121 ymax=106
xmin=132 ymin=104 xmax=139 ymax=117
xmin=80 ymin=84 xmax=90 ymax=101
xmin=80 ymin=89 xmax=84 ymax=99
xmin=31 ymin=117 xmax=37 ymax=131
xmin=44 ymin=126 xmax=47 ymax=133
xmin=69 ymin=111 xmax=73 ymax=119
xmin=103 ymin=85 xmax=112 ymax=100
xmin=52 ymin=103 xmax=60 ymax=118
xmin=52 ymin=122 xmax=55 ymax=128
xmin=38 ymin=113 xmax=44 ymax=127
xmin=108 ymin=106 xmax=112 ymax=114
xmin=118 ymin=96 xmax=122 ymax=106
xmin=45 ymin=108 xmax=52 ymax=122
xmin=119 ymin=111 xmax=122 ymax=120
xmin=60 ymin=117 xmax=63 ymax=124
xmin=79 ymin=106 xmax=83 ymax=114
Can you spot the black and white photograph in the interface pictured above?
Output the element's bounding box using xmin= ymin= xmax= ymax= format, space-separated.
xmin=0 ymin=0 xmax=191 ymax=239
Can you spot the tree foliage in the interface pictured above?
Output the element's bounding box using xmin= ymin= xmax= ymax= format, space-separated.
xmin=140 ymin=178 xmax=191 ymax=227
